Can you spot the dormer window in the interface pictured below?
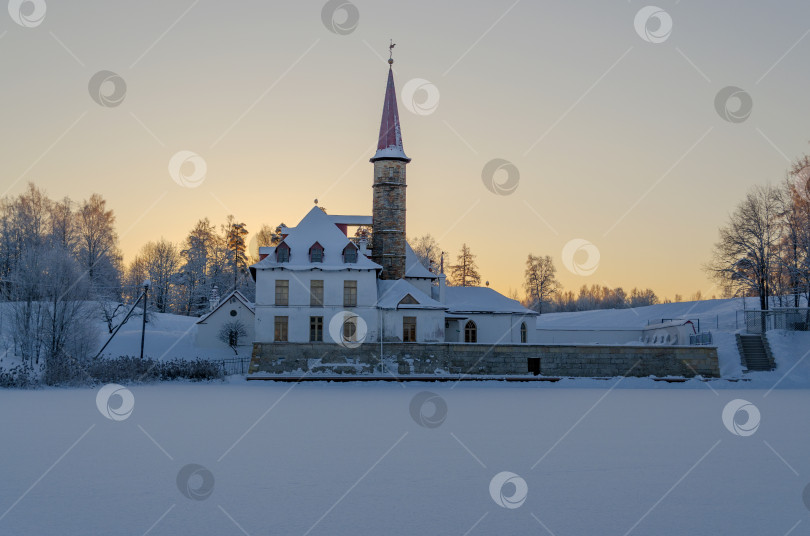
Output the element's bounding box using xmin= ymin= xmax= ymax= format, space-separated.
xmin=309 ymin=242 xmax=324 ymax=263
xmin=276 ymin=242 xmax=290 ymax=263
xmin=343 ymin=243 xmax=358 ymax=263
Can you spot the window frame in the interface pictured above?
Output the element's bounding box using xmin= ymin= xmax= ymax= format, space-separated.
xmin=309 ymin=242 xmax=324 ymax=263
xmin=276 ymin=242 xmax=290 ymax=263
xmin=520 ymin=322 xmax=527 ymax=344
xmin=343 ymin=280 xmax=357 ymax=307
xmin=403 ymin=316 xmax=417 ymax=343
xmin=275 ymin=279 xmax=289 ymax=306
xmin=310 ymin=279 xmax=324 ymax=307
xmin=343 ymin=243 xmax=358 ymax=263
xmin=464 ymin=320 xmax=477 ymax=343
xmin=309 ymin=316 xmax=324 ymax=342
xmin=274 ymin=316 xmax=288 ymax=342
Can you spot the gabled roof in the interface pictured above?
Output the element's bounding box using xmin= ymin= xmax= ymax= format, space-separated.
xmin=370 ymin=67 xmax=410 ymax=163
xmin=445 ymin=286 xmax=538 ymax=316
xmin=376 ymin=279 xmax=447 ymax=310
xmin=404 ymin=242 xmax=437 ymax=279
xmin=251 ymin=206 xmax=381 ymax=273
xmin=196 ymin=290 xmax=255 ymax=324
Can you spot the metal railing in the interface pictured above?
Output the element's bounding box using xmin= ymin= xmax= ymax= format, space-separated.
xmin=647 ymin=317 xmax=719 ymax=333
xmin=689 ymin=332 xmax=713 ymax=346
xmin=219 ymin=357 xmax=251 ymax=375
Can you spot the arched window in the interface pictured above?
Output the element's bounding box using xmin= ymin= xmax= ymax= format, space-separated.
xmin=464 ymin=320 xmax=477 ymax=343
xmin=309 ymin=242 xmax=324 ymax=263
xmin=276 ymin=242 xmax=290 ymax=263
xmin=343 ymin=243 xmax=358 ymax=263
xmin=520 ymin=322 xmax=527 ymax=343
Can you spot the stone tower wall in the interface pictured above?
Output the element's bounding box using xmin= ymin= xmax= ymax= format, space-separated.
xmin=371 ymin=160 xmax=407 ymax=279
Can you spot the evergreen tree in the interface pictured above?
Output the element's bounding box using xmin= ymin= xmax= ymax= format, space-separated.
xmin=449 ymin=244 xmax=481 ymax=287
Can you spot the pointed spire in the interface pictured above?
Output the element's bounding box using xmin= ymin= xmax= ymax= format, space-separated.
xmin=370 ymin=64 xmax=410 ymax=163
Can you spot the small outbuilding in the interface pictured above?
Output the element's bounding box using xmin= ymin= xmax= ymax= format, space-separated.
xmin=195 ymin=290 xmax=255 ymax=353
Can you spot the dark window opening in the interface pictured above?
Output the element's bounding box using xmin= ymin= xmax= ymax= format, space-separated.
xmin=464 ymin=320 xmax=477 ymax=343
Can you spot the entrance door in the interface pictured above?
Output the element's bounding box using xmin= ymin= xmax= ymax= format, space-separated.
xmin=527 ymin=358 xmax=540 ymax=376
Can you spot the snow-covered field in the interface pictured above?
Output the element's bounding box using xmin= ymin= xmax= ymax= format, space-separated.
xmin=2 ymin=299 xmax=810 ymax=534
xmin=1 ymin=381 xmax=809 ymax=535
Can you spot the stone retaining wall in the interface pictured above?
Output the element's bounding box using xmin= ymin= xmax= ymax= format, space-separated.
xmin=250 ymin=342 xmax=720 ymax=378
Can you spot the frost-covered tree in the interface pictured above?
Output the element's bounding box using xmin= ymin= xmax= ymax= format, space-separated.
xmin=523 ymin=254 xmax=560 ymax=314
xmin=136 ymin=239 xmax=180 ymax=313
xmin=410 ymin=234 xmax=441 ymax=271
xmin=75 ymin=194 xmax=122 ymax=298
xmin=628 ymin=288 xmax=659 ymax=308
xmin=179 ymin=218 xmax=216 ymax=316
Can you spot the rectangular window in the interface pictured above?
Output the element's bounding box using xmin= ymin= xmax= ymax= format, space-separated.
xmin=310 ymin=280 xmax=324 ymax=307
xmin=274 ymin=316 xmax=288 ymax=342
xmin=403 ymin=316 xmax=416 ymax=342
xmin=343 ymin=280 xmax=357 ymax=307
xmin=310 ymin=247 xmax=323 ymax=263
xmin=309 ymin=316 xmax=323 ymax=342
xmin=275 ymin=280 xmax=289 ymax=306
xmin=344 ymin=247 xmax=357 ymax=263
xmin=277 ymin=246 xmax=289 ymax=263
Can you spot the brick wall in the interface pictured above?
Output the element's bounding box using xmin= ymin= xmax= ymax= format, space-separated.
xmin=250 ymin=342 xmax=720 ymax=378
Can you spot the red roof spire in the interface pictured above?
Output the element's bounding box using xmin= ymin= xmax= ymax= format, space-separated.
xmin=370 ymin=63 xmax=410 ymax=163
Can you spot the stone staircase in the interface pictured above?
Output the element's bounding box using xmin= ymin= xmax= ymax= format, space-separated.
xmin=736 ymin=334 xmax=776 ymax=372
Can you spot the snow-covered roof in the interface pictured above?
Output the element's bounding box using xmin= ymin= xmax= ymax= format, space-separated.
xmin=371 ymin=146 xmax=409 ymax=161
xmin=196 ymin=290 xmax=254 ymax=324
xmin=376 ymin=279 xmax=447 ymax=310
xmin=445 ymin=287 xmax=538 ymax=315
xmin=251 ymin=207 xmax=381 ymax=273
xmin=405 ymin=242 xmax=437 ymax=279
xmin=281 ymin=214 xmax=373 ymax=235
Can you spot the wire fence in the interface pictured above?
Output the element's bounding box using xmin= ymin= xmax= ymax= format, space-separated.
xmin=737 ymin=308 xmax=810 ymax=334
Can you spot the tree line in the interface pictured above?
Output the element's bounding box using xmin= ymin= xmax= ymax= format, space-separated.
xmin=409 ymin=235 xmax=663 ymax=313
xmin=708 ymin=151 xmax=810 ymax=310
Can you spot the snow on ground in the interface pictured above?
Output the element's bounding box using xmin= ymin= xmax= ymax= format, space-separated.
xmin=535 ymin=297 xmax=758 ymax=330
xmin=536 ymin=297 xmax=810 ymax=381
xmin=0 ymin=382 xmax=808 ymax=535
xmin=96 ymin=311 xmax=250 ymax=361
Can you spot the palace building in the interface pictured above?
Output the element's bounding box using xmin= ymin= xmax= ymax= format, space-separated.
xmin=248 ymin=59 xmax=537 ymax=349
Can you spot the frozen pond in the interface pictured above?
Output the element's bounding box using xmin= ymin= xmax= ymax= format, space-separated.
xmin=1 ymin=381 xmax=808 ymax=535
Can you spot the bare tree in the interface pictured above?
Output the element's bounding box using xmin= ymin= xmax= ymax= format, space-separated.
xmin=523 ymin=254 xmax=560 ymax=313
xmin=410 ymin=234 xmax=441 ymax=271
xmin=218 ymin=320 xmax=247 ymax=355
xmin=708 ymin=184 xmax=783 ymax=310
xmin=136 ymin=239 xmax=180 ymax=313
xmin=75 ymin=194 xmax=122 ymax=297
xmin=449 ymin=244 xmax=481 ymax=287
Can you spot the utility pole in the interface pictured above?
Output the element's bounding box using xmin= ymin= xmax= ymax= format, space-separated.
xmin=140 ymin=280 xmax=150 ymax=359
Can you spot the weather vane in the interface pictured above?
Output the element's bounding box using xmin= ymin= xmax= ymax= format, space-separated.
xmin=388 ymin=39 xmax=395 ymax=64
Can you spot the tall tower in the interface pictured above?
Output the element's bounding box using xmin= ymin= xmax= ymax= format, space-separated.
xmin=370 ymin=54 xmax=410 ymax=280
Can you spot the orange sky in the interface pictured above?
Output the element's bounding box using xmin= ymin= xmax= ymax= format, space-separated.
xmin=2 ymin=0 xmax=809 ymax=300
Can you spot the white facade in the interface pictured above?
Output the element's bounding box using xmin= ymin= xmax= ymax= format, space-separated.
xmin=248 ymin=207 xmax=539 ymax=347
xmin=195 ymin=291 xmax=255 ymax=351
xmin=253 ymin=268 xmax=379 ymax=344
